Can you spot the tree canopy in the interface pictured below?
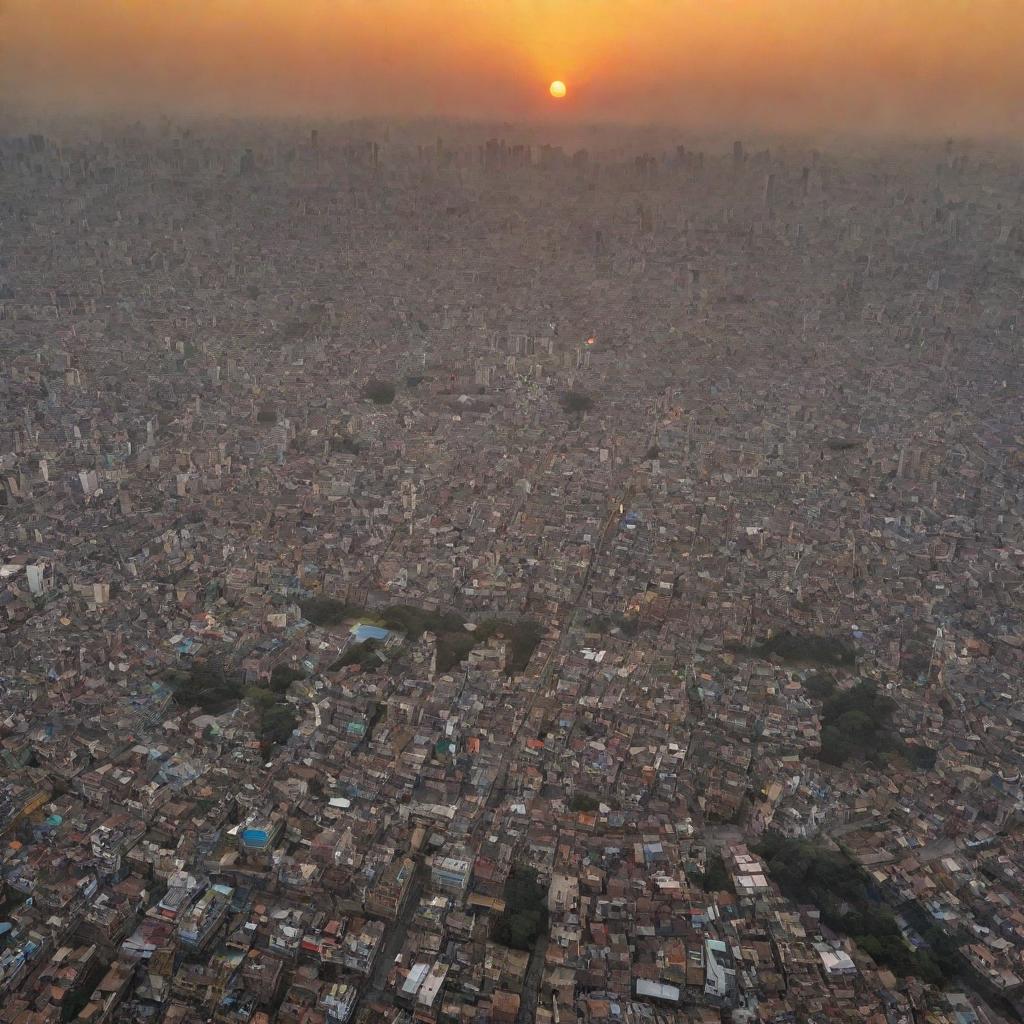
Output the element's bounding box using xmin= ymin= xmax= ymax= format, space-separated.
xmin=300 ymin=597 xmax=360 ymax=627
xmin=753 ymin=630 xmax=856 ymax=667
xmin=169 ymin=662 xmax=244 ymax=713
xmin=818 ymin=680 xmax=900 ymax=765
xmin=754 ymin=835 xmax=956 ymax=986
xmin=561 ymin=389 xmax=594 ymax=414
xmin=259 ymin=704 xmax=298 ymax=748
xmin=363 ymin=379 xmax=396 ymax=404
xmin=491 ymin=865 xmax=548 ymax=951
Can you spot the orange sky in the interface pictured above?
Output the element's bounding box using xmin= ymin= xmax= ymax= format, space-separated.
xmin=4 ymin=0 xmax=1024 ymax=134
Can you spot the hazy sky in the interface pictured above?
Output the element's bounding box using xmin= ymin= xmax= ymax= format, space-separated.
xmin=4 ymin=0 xmax=1024 ymax=134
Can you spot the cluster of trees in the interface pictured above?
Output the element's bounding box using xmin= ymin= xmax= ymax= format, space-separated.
xmin=477 ymin=618 xmax=544 ymax=673
xmin=374 ymin=604 xmax=470 ymax=672
xmin=169 ymin=662 xmax=298 ymax=749
xmin=585 ymin=612 xmax=642 ymax=638
xmin=491 ymin=865 xmax=548 ymax=951
xmin=380 ymin=603 xmax=465 ymax=637
xmin=818 ymin=679 xmax=900 ymax=765
xmin=561 ymin=389 xmax=594 ymax=414
xmin=363 ymin=380 xmax=396 ymax=404
xmin=245 ymin=687 xmax=299 ymax=749
xmin=700 ymin=853 xmax=731 ymax=893
xmin=904 ymin=743 xmax=938 ymax=770
xmin=802 ymin=672 xmax=838 ymax=700
xmin=258 ymin=704 xmax=298 ymax=748
xmin=753 ymin=630 xmax=856 ymax=667
xmin=330 ymin=434 xmax=364 ymax=455
xmin=568 ymin=792 xmax=599 ymax=813
xmin=168 ymin=662 xmax=243 ymax=713
xmin=379 ymin=605 xmax=543 ymax=675
xmin=330 ymin=638 xmax=383 ymax=672
xmin=754 ymin=835 xmax=956 ymax=986
xmin=300 ymin=597 xmax=361 ymax=627
xmin=269 ymin=662 xmax=306 ymax=692
xmin=803 ymin=676 xmax=936 ymax=770
xmin=301 ymin=600 xmax=544 ymax=675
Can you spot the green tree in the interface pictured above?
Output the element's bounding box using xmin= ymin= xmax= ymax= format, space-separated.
xmin=330 ymin=638 xmax=382 ymax=671
xmin=260 ymin=704 xmax=298 ymax=747
xmin=702 ymin=853 xmax=731 ymax=892
xmin=300 ymin=597 xmax=358 ymax=627
xmin=803 ymin=673 xmax=837 ymax=700
xmin=170 ymin=662 xmax=244 ymax=713
xmin=561 ymin=389 xmax=594 ymax=414
xmin=818 ymin=680 xmax=901 ymax=765
xmin=246 ymin=687 xmax=277 ymax=712
xmin=363 ymin=380 xmax=396 ymax=404
xmin=491 ymin=865 xmax=548 ymax=951
xmin=270 ymin=663 xmax=306 ymax=693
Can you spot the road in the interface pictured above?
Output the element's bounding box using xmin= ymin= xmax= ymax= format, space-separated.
xmin=357 ymin=405 xmax=661 ymax=1013
xmin=362 ymin=865 xmax=425 ymax=1005
xmin=518 ymin=937 xmax=549 ymax=1024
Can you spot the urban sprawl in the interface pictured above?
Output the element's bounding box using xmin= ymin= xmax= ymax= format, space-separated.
xmin=0 ymin=122 xmax=1023 ymax=1024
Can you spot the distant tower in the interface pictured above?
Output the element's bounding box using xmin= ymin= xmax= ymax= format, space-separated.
xmin=637 ymin=202 xmax=653 ymax=234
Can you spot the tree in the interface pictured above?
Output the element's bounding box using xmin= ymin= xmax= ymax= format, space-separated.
xmin=170 ymin=662 xmax=244 ymax=713
xmin=331 ymin=434 xmax=363 ymax=455
xmin=702 ymin=854 xmax=731 ymax=892
xmin=363 ymin=380 xmax=396 ymax=405
xmin=818 ymin=680 xmax=902 ymax=765
xmin=561 ymin=390 xmax=593 ymax=415
xmin=752 ymin=835 xmax=952 ymax=985
xmin=803 ymin=673 xmax=837 ymax=700
xmin=476 ymin=618 xmax=544 ymax=673
xmin=754 ymin=630 xmax=855 ymax=667
xmin=330 ymin=638 xmax=382 ymax=671
xmin=491 ymin=865 xmax=548 ymax=951
xmin=905 ymin=743 xmax=938 ymax=770
xmin=300 ymin=597 xmax=358 ymax=627
xmin=246 ymin=687 xmax=277 ymax=712
xmin=260 ymin=704 xmax=298 ymax=748
xmin=270 ymin=663 xmax=305 ymax=693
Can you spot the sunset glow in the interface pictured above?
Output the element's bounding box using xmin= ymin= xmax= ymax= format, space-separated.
xmin=3 ymin=0 xmax=1024 ymax=133
xmin=549 ymin=80 xmax=567 ymax=99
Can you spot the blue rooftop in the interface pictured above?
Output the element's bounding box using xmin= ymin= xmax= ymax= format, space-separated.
xmin=351 ymin=623 xmax=395 ymax=643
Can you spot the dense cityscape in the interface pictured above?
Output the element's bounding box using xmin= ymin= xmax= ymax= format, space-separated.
xmin=0 ymin=120 xmax=1022 ymax=1024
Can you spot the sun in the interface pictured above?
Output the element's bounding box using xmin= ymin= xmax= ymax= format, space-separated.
xmin=549 ymin=80 xmax=567 ymax=99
